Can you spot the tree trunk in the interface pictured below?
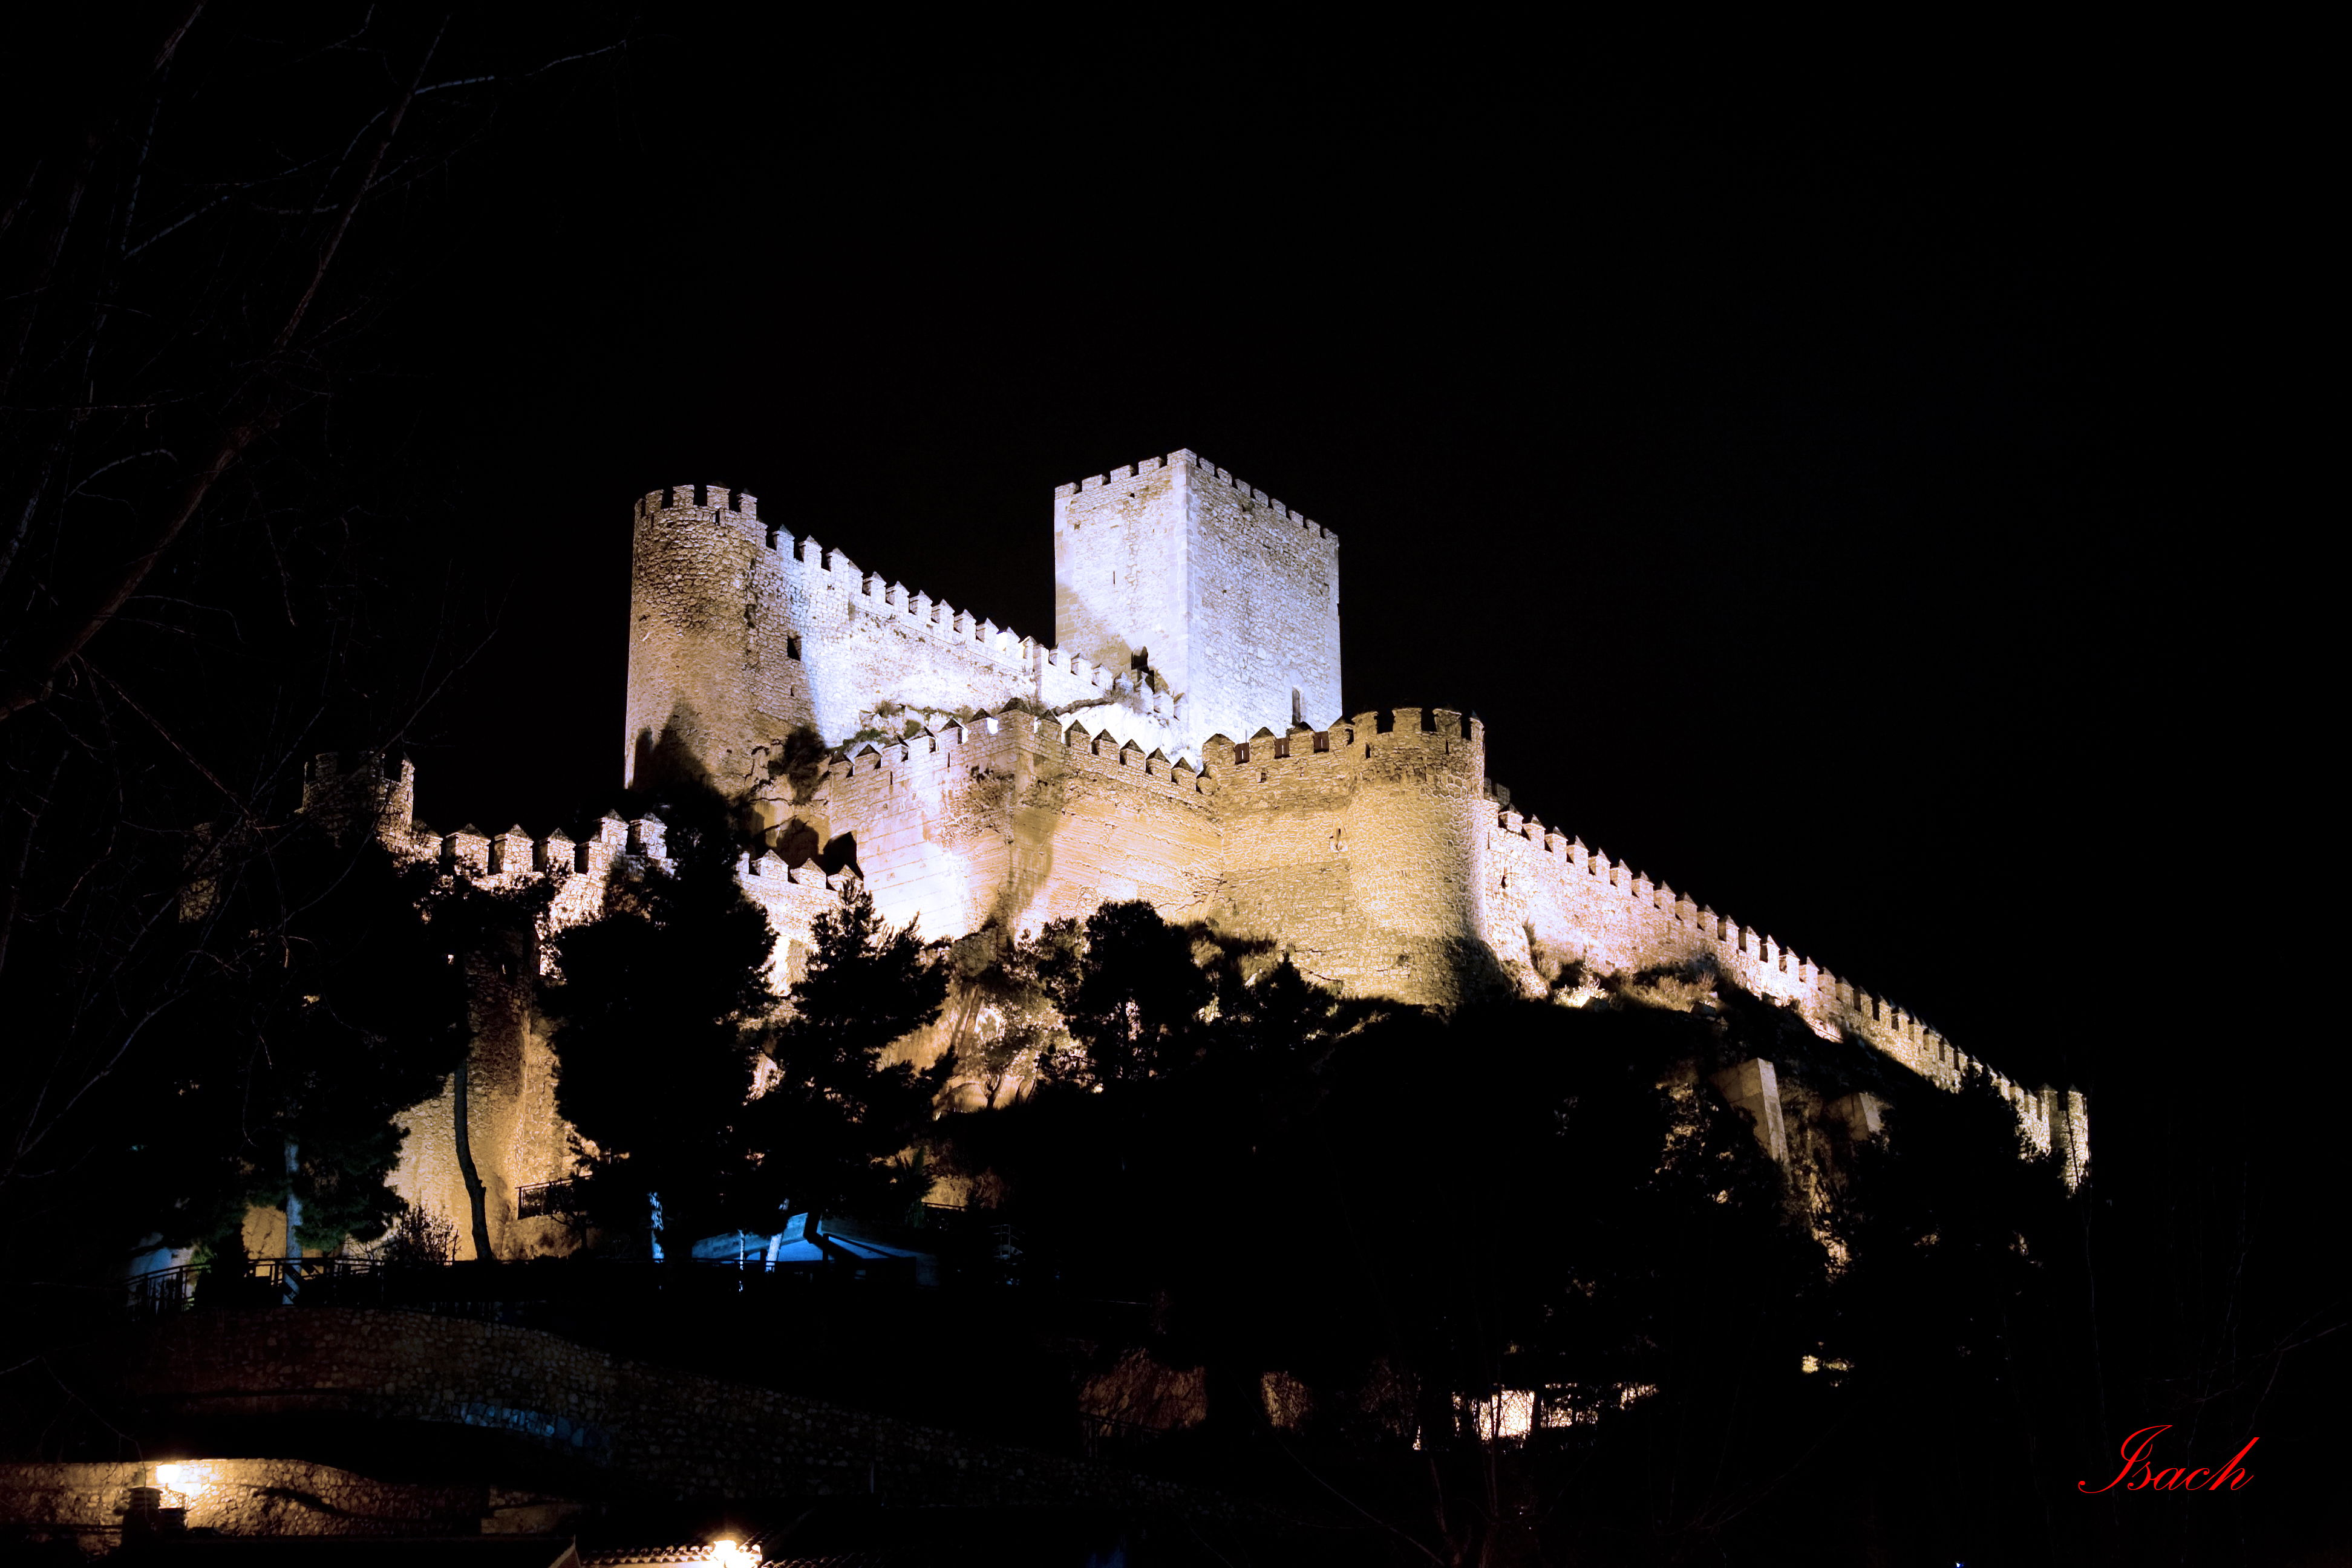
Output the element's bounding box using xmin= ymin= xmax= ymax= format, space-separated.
xmin=451 ymin=1053 xmax=494 ymax=1262
xmin=281 ymin=1135 xmax=302 ymax=1302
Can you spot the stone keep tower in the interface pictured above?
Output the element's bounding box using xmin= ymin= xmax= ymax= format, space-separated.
xmin=625 ymin=484 xmax=805 ymax=792
xmin=627 ymin=453 xmax=1342 ymax=794
xmin=1054 ymin=450 xmax=1341 ymax=757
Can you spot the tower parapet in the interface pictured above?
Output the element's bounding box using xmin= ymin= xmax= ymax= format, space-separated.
xmin=1054 ymin=451 xmax=1341 ymax=760
xmin=626 ymin=483 xmax=788 ymax=791
xmin=617 ymin=456 xmax=2082 ymax=1187
xmin=299 ymin=751 xmax=415 ymax=845
xmin=1472 ymin=733 xmax=2088 ymax=1184
xmin=627 ymin=479 xmax=1196 ymax=793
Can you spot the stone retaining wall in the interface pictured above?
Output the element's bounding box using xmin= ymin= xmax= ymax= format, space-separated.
xmin=0 ymin=1457 xmax=521 ymax=1538
xmin=91 ymin=1309 xmax=1212 ymax=1512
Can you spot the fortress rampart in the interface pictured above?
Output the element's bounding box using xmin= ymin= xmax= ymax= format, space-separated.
xmin=302 ymin=751 xmax=863 ymax=1262
xmin=1470 ymin=771 xmax=2086 ymax=1168
xmin=342 ymin=451 xmax=2091 ymax=1256
xmin=817 ymin=708 xmax=1221 ymax=942
xmin=786 ymin=702 xmax=2083 ymax=1180
xmin=627 ymin=452 xmax=1340 ymax=795
xmin=1053 ymin=451 xmax=1341 ymax=753
xmin=319 ymin=711 xmax=2086 ymax=1257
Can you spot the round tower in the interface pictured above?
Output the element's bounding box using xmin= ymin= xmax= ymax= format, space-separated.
xmin=299 ymin=751 xmax=415 ymax=846
xmin=624 ymin=483 xmax=787 ymax=792
xmin=1334 ymin=707 xmax=1493 ymax=1007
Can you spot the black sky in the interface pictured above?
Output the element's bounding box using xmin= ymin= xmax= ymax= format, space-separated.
xmin=325 ymin=19 xmax=2291 ymax=1108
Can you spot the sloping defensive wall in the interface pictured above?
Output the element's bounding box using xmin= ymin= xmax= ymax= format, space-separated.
xmin=626 ymin=482 xmax=1189 ymax=796
xmin=624 ymin=452 xmax=1342 ymax=798
xmin=315 ymin=449 xmax=2090 ymax=1258
xmin=799 ymin=709 xmax=2086 ymax=1183
xmin=310 ymin=701 xmax=2083 ymax=1260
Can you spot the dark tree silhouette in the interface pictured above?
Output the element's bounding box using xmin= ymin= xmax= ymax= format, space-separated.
xmin=1038 ymin=900 xmax=1215 ymax=1085
xmin=129 ymin=826 xmax=537 ymax=1264
xmin=538 ymin=790 xmax=779 ymax=1252
xmin=746 ymin=879 xmax=950 ymax=1223
xmin=0 ymin=2 xmax=623 ymax=1332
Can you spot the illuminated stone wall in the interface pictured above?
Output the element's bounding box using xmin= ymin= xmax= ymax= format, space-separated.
xmin=792 ymin=704 xmax=2084 ymax=1168
xmin=626 ymin=451 xmax=1336 ymax=797
xmin=356 ymin=448 xmax=2092 ymax=1252
xmin=1053 ymin=451 xmax=1341 ymax=758
xmin=800 ymin=707 xmax=1494 ymax=1013
xmin=361 ymin=685 xmax=2085 ymax=1253
xmin=625 ymin=483 xmax=1187 ymax=797
xmin=814 ymin=709 xmax=1223 ymax=942
xmin=0 ymin=1458 xmax=503 ymax=1540
xmin=1472 ymin=783 xmax=2087 ymax=1167
xmin=1200 ymin=710 xmax=1492 ymax=1008
xmin=370 ymin=798 xmax=860 ymax=1262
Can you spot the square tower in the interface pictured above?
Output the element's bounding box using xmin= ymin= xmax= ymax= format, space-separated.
xmin=1053 ymin=450 xmax=1341 ymax=756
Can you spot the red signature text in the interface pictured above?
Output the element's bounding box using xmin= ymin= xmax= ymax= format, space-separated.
xmin=2079 ymin=1424 xmax=2256 ymax=1494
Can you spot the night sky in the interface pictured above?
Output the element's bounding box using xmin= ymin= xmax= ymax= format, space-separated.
xmin=342 ymin=21 xmax=2285 ymax=1114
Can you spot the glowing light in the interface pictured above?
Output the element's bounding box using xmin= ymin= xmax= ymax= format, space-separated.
xmin=1455 ymin=1389 xmax=1536 ymax=1442
xmin=154 ymin=1462 xmax=212 ymax=1498
xmin=708 ymin=1541 xmax=760 ymax=1567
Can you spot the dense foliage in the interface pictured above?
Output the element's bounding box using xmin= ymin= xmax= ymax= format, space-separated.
xmin=118 ymin=822 xmax=539 ymax=1261
xmin=913 ymin=902 xmax=2108 ymax=1565
xmin=541 ymin=783 xmax=952 ymax=1247
xmin=539 ymin=790 xmax=781 ymax=1248
xmin=745 ymin=880 xmax=951 ymax=1220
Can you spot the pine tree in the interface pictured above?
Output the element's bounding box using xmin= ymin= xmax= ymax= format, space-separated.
xmin=746 ymin=880 xmax=949 ymax=1222
xmin=136 ymin=828 xmax=520 ymax=1260
xmin=539 ymin=790 xmax=778 ymax=1252
xmin=1045 ymin=900 xmax=1214 ymax=1085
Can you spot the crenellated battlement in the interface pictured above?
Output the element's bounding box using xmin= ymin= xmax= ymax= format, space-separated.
xmin=618 ymin=457 xmax=2083 ymax=1188
xmin=1054 ymin=450 xmax=1339 ymax=544
xmin=325 ymin=758 xmax=858 ymax=950
xmin=822 ymin=707 xmax=1212 ymax=808
xmin=636 ymin=483 xmax=759 ymax=523
xmin=1475 ymin=737 xmax=2080 ymax=1175
xmin=825 ymin=704 xmax=1490 ymax=811
xmin=1199 ymin=707 xmax=1483 ymax=774
xmin=299 ymin=750 xmax=416 ymax=843
xmin=631 ymin=478 xmax=1198 ymax=775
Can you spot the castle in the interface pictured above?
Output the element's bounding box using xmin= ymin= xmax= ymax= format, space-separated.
xmin=340 ymin=449 xmax=2085 ymax=1261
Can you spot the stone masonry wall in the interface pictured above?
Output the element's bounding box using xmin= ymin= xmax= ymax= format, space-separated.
xmin=1052 ymin=455 xmax=1191 ymax=715
xmin=361 ymin=679 xmax=2086 ymax=1255
xmin=1201 ymin=710 xmax=1490 ymax=1008
xmin=382 ymin=443 xmax=2090 ymax=1249
xmin=627 ymin=485 xmax=1183 ymax=795
xmin=818 ymin=710 xmax=1224 ymax=942
xmin=0 ymin=1458 xmax=503 ymax=1540
xmin=1472 ymin=774 xmax=2085 ymax=1170
xmin=1174 ymin=457 xmax=1342 ymax=749
xmin=628 ymin=452 xmax=1340 ymax=800
xmin=1054 ymin=451 xmax=1341 ymax=761
xmin=346 ymin=768 xmax=863 ymax=1261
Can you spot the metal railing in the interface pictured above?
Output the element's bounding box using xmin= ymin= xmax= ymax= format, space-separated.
xmin=119 ymin=1250 xmax=902 ymax=1319
xmin=126 ymin=1256 xmax=387 ymax=1314
xmin=1076 ymin=1411 xmax=1178 ymax=1457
